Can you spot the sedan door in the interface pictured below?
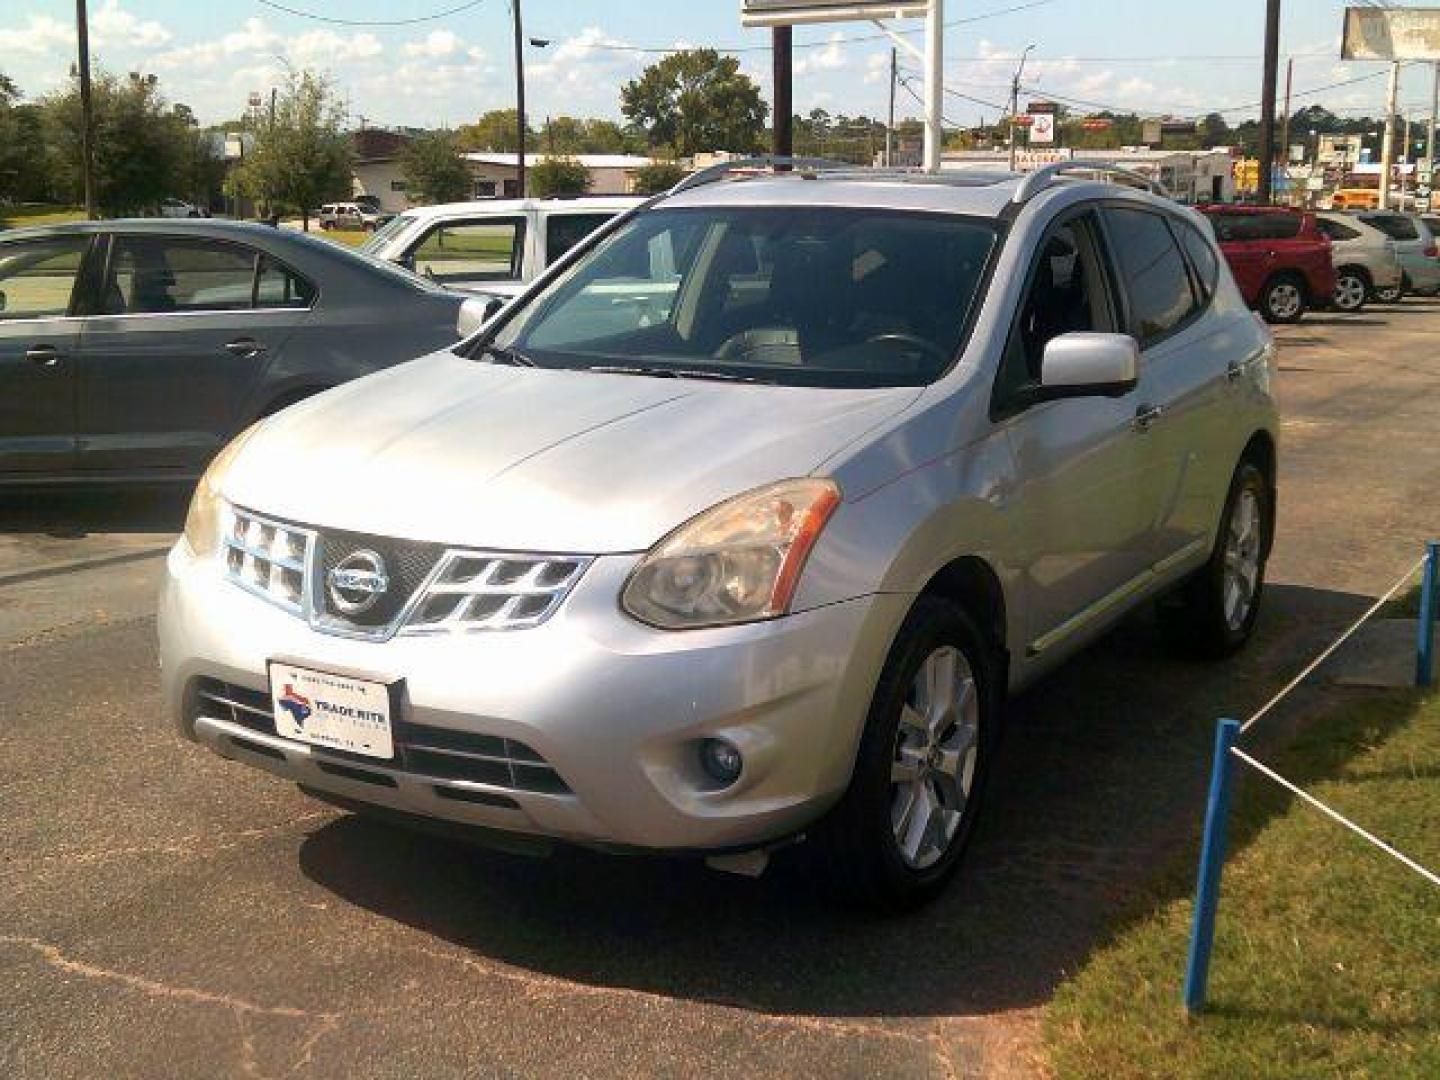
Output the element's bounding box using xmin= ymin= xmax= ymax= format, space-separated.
xmin=75 ymin=234 xmax=311 ymax=475
xmin=0 ymin=235 xmax=94 ymax=476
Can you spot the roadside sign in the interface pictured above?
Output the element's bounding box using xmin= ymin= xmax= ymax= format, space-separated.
xmin=741 ymin=0 xmax=927 ymax=25
xmin=1029 ymin=112 xmax=1055 ymax=144
xmin=1342 ymin=7 xmax=1440 ymax=61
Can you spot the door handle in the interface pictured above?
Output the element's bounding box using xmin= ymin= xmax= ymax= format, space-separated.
xmin=1226 ymin=360 xmax=1245 ymax=383
xmin=224 ymin=337 xmax=267 ymax=357
xmin=1133 ymin=403 xmax=1164 ymax=431
xmin=25 ymin=344 xmax=61 ymax=368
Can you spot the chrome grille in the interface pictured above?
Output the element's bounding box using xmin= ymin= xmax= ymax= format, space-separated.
xmin=404 ymin=553 xmax=590 ymax=634
xmin=224 ymin=508 xmax=314 ymax=615
xmin=221 ymin=506 xmax=590 ymax=637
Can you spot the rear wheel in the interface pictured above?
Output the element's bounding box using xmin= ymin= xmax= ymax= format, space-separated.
xmin=812 ymin=597 xmax=997 ymax=910
xmin=1158 ymin=461 xmax=1271 ymax=659
xmin=1260 ymin=275 xmax=1306 ymax=323
xmin=1331 ymin=268 xmax=1368 ymax=313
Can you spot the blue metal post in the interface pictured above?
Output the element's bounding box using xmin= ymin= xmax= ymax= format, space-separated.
xmin=1183 ymin=718 xmax=1241 ymax=1014
xmin=1418 ymin=541 xmax=1438 ymax=689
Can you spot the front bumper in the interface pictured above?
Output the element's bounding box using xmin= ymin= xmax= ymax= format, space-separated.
xmin=159 ymin=542 xmax=908 ymax=852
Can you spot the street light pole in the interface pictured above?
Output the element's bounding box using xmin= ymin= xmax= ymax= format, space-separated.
xmin=511 ymin=0 xmax=526 ymax=197
xmin=1008 ymin=43 xmax=1035 ymax=173
xmin=75 ymin=0 xmax=96 ymax=219
xmin=886 ymin=47 xmax=897 ymax=167
xmin=923 ymin=0 xmax=943 ymax=173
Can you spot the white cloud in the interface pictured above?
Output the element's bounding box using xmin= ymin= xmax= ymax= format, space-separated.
xmin=92 ymin=1 xmax=171 ymax=48
xmin=795 ymin=33 xmax=846 ymax=77
xmin=0 ymin=14 xmax=73 ymax=56
xmin=289 ymin=29 xmax=384 ymax=66
xmin=863 ymin=51 xmax=890 ymax=86
xmin=403 ymin=30 xmax=463 ymax=59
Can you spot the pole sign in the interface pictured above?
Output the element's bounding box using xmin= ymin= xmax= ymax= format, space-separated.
xmin=1028 ymin=102 xmax=1057 ymax=145
xmin=741 ymin=0 xmax=927 ymax=25
xmin=1341 ymin=7 xmax=1440 ymax=61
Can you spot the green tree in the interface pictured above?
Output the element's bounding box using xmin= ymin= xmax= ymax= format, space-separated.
xmin=43 ymin=70 xmax=201 ymax=215
xmin=228 ymin=71 xmax=351 ymax=229
xmin=631 ymin=161 xmax=686 ymax=195
xmin=456 ymin=108 xmax=531 ymax=152
xmin=539 ymin=115 xmax=639 ymax=154
xmin=401 ymin=130 xmax=471 ymax=204
xmin=528 ymin=155 xmax=591 ymax=197
xmin=620 ymin=49 xmax=767 ymax=155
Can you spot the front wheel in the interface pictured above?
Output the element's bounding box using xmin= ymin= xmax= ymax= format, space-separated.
xmin=812 ymin=597 xmax=997 ymax=910
xmin=1260 ymin=276 xmax=1306 ymax=323
xmin=1332 ymin=268 xmax=1368 ymax=313
xmin=1158 ymin=461 xmax=1271 ymax=659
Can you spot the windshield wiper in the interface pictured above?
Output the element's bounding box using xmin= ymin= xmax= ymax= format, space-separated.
xmin=481 ymin=345 xmax=536 ymax=368
xmin=581 ymin=364 xmax=766 ymax=384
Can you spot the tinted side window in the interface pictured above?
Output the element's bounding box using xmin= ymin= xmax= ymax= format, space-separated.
xmin=1177 ymin=221 xmax=1220 ymax=300
xmin=1316 ymin=217 xmax=1361 ymax=241
xmin=1362 ymin=214 xmax=1419 ymax=241
xmin=1104 ymin=208 xmax=1197 ymax=345
xmin=105 ymin=237 xmax=257 ymax=314
xmin=255 ymin=255 xmax=316 ymax=309
xmin=1250 ymin=214 xmax=1301 ymax=240
xmin=410 ymin=218 xmax=526 ymax=283
xmin=0 ymin=237 xmax=89 ymax=319
xmin=545 ymin=213 xmax=615 ymax=264
xmin=994 ymin=215 xmax=1116 ymax=408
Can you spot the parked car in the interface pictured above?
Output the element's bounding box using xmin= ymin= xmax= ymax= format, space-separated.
xmin=318 ymin=202 xmax=383 ymax=231
xmin=1314 ymin=211 xmax=1403 ymax=312
xmin=161 ymin=163 xmax=1278 ymax=908
xmin=0 ymin=219 xmax=491 ymax=483
xmin=1195 ymin=205 xmax=1335 ymax=323
xmin=1351 ymin=211 xmax=1440 ymax=299
xmin=360 ymin=196 xmax=643 ymax=297
xmin=159 ymin=197 xmax=207 ymax=219
xmin=1424 ymin=215 xmax=1440 ymax=240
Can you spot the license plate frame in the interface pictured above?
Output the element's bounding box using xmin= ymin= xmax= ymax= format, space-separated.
xmin=268 ymin=661 xmax=398 ymax=761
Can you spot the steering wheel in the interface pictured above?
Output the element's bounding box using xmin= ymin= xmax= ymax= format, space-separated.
xmin=864 ymin=332 xmax=949 ymax=364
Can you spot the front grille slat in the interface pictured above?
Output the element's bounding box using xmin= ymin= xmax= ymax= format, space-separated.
xmin=192 ymin=678 xmax=571 ymax=797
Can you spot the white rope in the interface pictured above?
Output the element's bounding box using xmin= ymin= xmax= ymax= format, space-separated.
xmin=1239 ymin=553 xmax=1428 ymax=734
xmin=1230 ymin=747 xmax=1440 ymax=889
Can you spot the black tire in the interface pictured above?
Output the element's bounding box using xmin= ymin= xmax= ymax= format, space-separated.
xmin=1259 ymin=274 xmax=1306 ymax=323
xmin=1373 ymin=280 xmax=1404 ymax=303
xmin=811 ymin=596 xmax=999 ymax=911
xmin=1157 ymin=461 xmax=1271 ymax=659
xmin=1331 ymin=267 xmax=1369 ymax=313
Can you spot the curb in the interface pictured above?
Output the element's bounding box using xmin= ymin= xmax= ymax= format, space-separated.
xmin=0 ymin=546 xmax=172 ymax=588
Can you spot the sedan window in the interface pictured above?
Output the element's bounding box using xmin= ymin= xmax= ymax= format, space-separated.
xmin=104 ymin=237 xmax=258 ymax=314
xmin=0 ymin=237 xmax=89 ymax=320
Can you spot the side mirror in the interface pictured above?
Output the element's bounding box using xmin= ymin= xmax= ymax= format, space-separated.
xmin=1033 ymin=332 xmax=1139 ymax=402
xmin=456 ymin=295 xmax=506 ymax=338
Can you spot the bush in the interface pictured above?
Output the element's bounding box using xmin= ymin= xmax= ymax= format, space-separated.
xmin=632 ymin=161 xmax=687 ymax=195
xmin=528 ymin=156 xmax=591 ymax=197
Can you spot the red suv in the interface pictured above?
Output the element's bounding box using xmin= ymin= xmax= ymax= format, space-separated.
xmin=1196 ymin=205 xmax=1335 ymax=323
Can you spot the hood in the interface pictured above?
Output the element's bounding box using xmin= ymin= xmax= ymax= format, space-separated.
xmin=224 ymin=351 xmax=920 ymax=553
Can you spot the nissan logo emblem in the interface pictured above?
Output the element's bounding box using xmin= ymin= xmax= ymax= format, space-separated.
xmin=327 ymin=549 xmax=390 ymax=615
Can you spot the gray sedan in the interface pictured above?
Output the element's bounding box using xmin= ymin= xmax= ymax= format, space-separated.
xmin=0 ymin=219 xmax=487 ymax=483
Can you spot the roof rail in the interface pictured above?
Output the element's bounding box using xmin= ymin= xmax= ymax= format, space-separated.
xmin=666 ymin=155 xmax=854 ymax=196
xmin=1013 ymin=160 xmax=1171 ymax=204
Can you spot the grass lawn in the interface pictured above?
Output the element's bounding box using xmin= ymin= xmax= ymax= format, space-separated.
xmin=1045 ymin=688 xmax=1440 ymax=1077
xmin=0 ymin=204 xmax=88 ymax=230
xmin=309 ymin=226 xmax=369 ymax=248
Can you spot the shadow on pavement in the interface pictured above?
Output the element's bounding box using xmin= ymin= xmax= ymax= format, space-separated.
xmin=0 ymin=487 xmax=190 ymax=537
xmin=299 ymin=579 xmax=1388 ymax=1019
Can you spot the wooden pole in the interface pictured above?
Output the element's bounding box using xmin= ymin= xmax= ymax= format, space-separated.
xmin=75 ymin=0 xmax=96 ymax=219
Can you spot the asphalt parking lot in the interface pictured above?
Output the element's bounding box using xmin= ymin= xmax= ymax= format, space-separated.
xmin=4 ymin=300 xmax=1440 ymax=1079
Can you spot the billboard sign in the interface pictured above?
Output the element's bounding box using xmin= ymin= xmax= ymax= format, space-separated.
xmin=741 ymin=0 xmax=928 ymax=26
xmin=1341 ymin=7 xmax=1440 ymax=61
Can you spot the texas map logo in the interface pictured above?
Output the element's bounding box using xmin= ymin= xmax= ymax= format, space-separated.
xmin=278 ymin=684 xmax=313 ymax=727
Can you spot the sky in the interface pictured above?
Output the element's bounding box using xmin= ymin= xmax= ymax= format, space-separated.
xmin=2 ymin=0 xmax=1438 ymax=133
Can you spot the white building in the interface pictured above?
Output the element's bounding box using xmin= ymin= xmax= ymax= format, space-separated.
xmin=940 ymin=147 xmax=1236 ymax=204
xmin=461 ymin=153 xmax=656 ymax=199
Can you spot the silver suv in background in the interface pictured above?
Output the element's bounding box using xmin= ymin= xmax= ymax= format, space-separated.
xmin=1352 ymin=210 xmax=1440 ymax=300
xmin=160 ymin=162 xmax=1278 ymax=909
xmin=1314 ymin=211 xmax=1403 ymax=312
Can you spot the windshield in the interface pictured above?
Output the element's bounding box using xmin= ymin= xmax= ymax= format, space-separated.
xmin=361 ymin=212 xmax=417 ymax=253
xmin=488 ymin=206 xmax=1000 ymax=387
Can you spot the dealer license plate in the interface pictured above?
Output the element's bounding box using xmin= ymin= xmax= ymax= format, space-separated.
xmin=269 ymin=662 xmax=395 ymax=760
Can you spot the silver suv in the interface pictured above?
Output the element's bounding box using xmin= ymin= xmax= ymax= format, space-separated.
xmin=160 ymin=162 xmax=1278 ymax=908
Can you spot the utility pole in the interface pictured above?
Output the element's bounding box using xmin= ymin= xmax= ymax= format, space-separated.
xmin=886 ymin=47 xmax=897 ymax=167
xmin=923 ymin=0 xmax=943 ymax=172
xmin=1279 ymin=57 xmax=1293 ymax=174
xmin=511 ymin=0 xmax=526 ymax=197
xmin=268 ymin=85 xmax=277 ymax=131
xmin=75 ymin=0 xmax=96 ymax=219
xmin=1429 ymin=61 xmax=1439 ymax=184
xmin=1008 ymin=43 xmax=1035 ymax=173
xmin=1257 ymin=0 xmax=1280 ymax=204
xmin=1380 ymin=60 xmax=1400 ymax=210
xmin=773 ymin=25 xmax=793 ymax=162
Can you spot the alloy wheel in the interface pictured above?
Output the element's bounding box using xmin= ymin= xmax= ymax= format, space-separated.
xmin=1222 ymin=487 xmax=1263 ymax=631
xmin=1267 ymin=282 xmax=1302 ymax=320
xmin=1333 ymin=274 xmax=1366 ymax=312
xmin=890 ymin=646 xmax=979 ymax=870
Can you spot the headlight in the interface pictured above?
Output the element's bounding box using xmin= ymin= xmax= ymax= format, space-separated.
xmin=621 ymin=479 xmax=841 ymax=630
xmin=183 ymin=423 xmax=261 ymax=558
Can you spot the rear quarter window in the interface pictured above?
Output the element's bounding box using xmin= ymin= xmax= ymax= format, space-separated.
xmin=1316 ymin=218 xmax=1361 ymax=242
xmin=1362 ymin=214 xmax=1419 ymax=241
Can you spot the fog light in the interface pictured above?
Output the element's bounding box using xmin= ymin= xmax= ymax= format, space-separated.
xmin=699 ymin=738 xmax=743 ymax=786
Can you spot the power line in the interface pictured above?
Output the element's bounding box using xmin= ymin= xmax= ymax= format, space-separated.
xmin=250 ymin=0 xmax=488 ymax=27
